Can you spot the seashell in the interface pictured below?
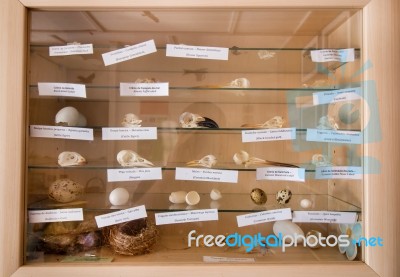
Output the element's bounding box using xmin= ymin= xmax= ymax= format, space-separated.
xmin=300 ymin=198 xmax=313 ymax=209
xmin=250 ymin=188 xmax=267 ymax=205
xmin=55 ymin=107 xmax=80 ymax=126
xmin=48 ymin=178 xmax=84 ymax=203
xmin=210 ymin=188 xmax=222 ymax=200
xmin=186 ymin=154 xmax=217 ymax=168
xmin=121 ymin=113 xmax=142 ymax=127
xmin=109 ymin=188 xmax=130 ymax=206
xmin=276 ymin=189 xmax=292 ymax=205
xmin=116 ymin=150 xmax=154 ymax=167
xmin=306 ymin=230 xmax=322 ymax=249
xmin=58 ymin=151 xmax=86 ymax=167
xmin=169 ymin=191 xmax=187 ymax=204
xmin=185 ymin=191 xmax=200 ymax=206
xmin=273 ymin=220 xmax=304 ymax=243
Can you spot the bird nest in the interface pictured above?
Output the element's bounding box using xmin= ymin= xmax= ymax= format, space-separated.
xmin=104 ymin=218 xmax=158 ymax=256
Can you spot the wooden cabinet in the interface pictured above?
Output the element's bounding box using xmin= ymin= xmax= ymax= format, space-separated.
xmin=0 ymin=0 xmax=399 ymax=276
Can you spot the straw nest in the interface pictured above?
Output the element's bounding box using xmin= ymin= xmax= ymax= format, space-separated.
xmin=104 ymin=218 xmax=158 ymax=256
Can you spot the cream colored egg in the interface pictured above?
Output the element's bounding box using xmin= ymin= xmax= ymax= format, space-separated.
xmin=109 ymin=188 xmax=130 ymax=206
xmin=300 ymin=199 xmax=313 ymax=209
xmin=48 ymin=178 xmax=84 ymax=203
xmin=185 ymin=191 xmax=200 ymax=206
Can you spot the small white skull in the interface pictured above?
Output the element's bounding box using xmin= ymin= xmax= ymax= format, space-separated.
xmin=121 ymin=113 xmax=142 ymax=127
xmin=117 ymin=150 xmax=154 ymax=167
xmin=186 ymin=154 xmax=217 ymax=168
xmin=179 ymin=112 xmax=204 ymax=128
xmin=226 ymin=78 xmax=250 ymax=88
xmin=58 ymin=151 xmax=86 ymax=166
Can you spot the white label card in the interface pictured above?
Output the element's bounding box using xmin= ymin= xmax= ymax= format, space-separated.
xmin=107 ymin=168 xmax=162 ymax=182
xmin=166 ymin=44 xmax=229 ymax=60
xmin=242 ymin=128 xmax=296 ymax=143
xmin=120 ymin=82 xmax=169 ymax=96
xmin=256 ymin=167 xmax=305 ymax=182
xmin=315 ymin=166 xmax=362 ymax=180
xmin=155 ymin=209 xmax=218 ymax=225
xmin=236 ymin=208 xmax=292 ymax=227
xmin=203 ymin=256 xmax=255 ymax=263
xmin=38 ymin=82 xmax=86 ymax=98
xmin=175 ymin=167 xmax=238 ymax=183
xmin=102 ymin=40 xmax=157 ymax=66
xmin=102 ymin=127 xmax=157 ymax=140
xmin=95 ymin=205 xmax=147 ymax=228
xmin=30 ymin=125 xmax=94 ymax=141
xmin=311 ymin=48 xmax=355 ymax=62
xmin=312 ymin=87 xmax=362 ymax=105
xmin=292 ymin=211 xmax=357 ymax=224
xmin=306 ymin=129 xmax=362 ymax=144
xmin=49 ymin=44 xmax=93 ymax=56
xmin=28 ymin=208 xmax=83 ymax=223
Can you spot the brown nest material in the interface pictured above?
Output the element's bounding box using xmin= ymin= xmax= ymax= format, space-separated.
xmin=104 ymin=218 xmax=158 ymax=256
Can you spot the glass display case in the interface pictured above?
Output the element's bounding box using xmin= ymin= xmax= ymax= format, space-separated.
xmin=25 ymin=8 xmax=364 ymax=264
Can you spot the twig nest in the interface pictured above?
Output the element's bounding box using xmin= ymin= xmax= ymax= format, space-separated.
xmin=105 ymin=219 xmax=158 ymax=256
xmin=250 ymin=188 xmax=267 ymax=205
xmin=48 ymin=178 xmax=84 ymax=203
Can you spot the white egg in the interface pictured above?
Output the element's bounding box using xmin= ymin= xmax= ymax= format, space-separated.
xmin=109 ymin=188 xmax=130 ymax=206
xmin=55 ymin=106 xmax=80 ymax=126
xmin=185 ymin=191 xmax=200 ymax=206
xmin=300 ymin=199 xmax=313 ymax=209
xmin=169 ymin=191 xmax=187 ymax=204
xmin=76 ymin=113 xmax=87 ymax=127
xmin=273 ymin=220 xmax=304 ymax=243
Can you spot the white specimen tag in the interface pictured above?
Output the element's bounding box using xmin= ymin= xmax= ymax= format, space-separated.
xmin=306 ymin=129 xmax=362 ymax=144
xmin=313 ymin=87 xmax=362 ymax=105
xmin=166 ymin=44 xmax=229 ymax=60
xmin=107 ymin=168 xmax=162 ymax=182
xmin=95 ymin=205 xmax=147 ymax=228
xmin=175 ymin=167 xmax=238 ymax=183
xmin=242 ymin=128 xmax=296 ymax=143
xmin=49 ymin=44 xmax=93 ymax=56
xmin=203 ymin=256 xmax=255 ymax=263
xmin=292 ymin=211 xmax=357 ymax=224
xmin=38 ymin=82 xmax=86 ymax=98
xmin=30 ymin=125 xmax=93 ymax=141
xmin=120 ymin=82 xmax=169 ymax=96
xmin=102 ymin=40 xmax=157 ymax=66
xmin=311 ymin=48 xmax=355 ymax=62
xmin=155 ymin=209 xmax=218 ymax=225
xmin=315 ymin=166 xmax=362 ymax=180
xmin=236 ymin=208 xmax=292 ymax=227
xmin=28 ymin=208 xmax=83 ymax=223
xmin=102 ymin=127 xmax=157 ymax=140
xmin=256 ymin=167 xmax=305 ymax=182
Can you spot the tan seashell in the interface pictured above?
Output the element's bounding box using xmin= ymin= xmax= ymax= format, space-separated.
xmin=48 ymin=178 xmax=84 ymax=203
xmin=58 ymin=151 xmax=86 ymax=166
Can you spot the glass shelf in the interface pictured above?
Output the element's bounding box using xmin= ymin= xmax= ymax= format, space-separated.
xmin=27 ymin=193 xmax=361 ymax=213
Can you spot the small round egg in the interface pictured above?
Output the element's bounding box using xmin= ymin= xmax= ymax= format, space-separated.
xmin=48 ymin=178 xmax=84 ymax=203
xmin=276 ymin=189 xmax=292 ymax=205
xmin=55 ymin=106 xmax=80 ymax=126
xmin=250 ymin=188 xmax=267 ymax=205
xmin=109 ymin=188 xmax=130 ymax=206
xmin=300 ymin=198 xmax=313 ymax=209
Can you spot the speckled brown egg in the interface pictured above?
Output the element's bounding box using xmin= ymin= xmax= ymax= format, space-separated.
xmin=276 ymin=189 xmax=292 ymax=204
xmin=48 ymin=178 xmax=84 ymax=203
xmin=250 ymin=188 xmax=267 ymax=205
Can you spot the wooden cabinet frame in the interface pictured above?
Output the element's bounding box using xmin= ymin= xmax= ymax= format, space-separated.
xmin=1 ymin=0 xmax=398 ymax=276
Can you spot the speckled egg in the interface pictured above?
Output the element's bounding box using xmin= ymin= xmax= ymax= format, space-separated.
xmin=276 ymin=189 xmax=292 ymax=204
xmin=250 ymin=188 xmax=267 ymax=205
xmin=48 ymin=178 xmax=84 ymax=203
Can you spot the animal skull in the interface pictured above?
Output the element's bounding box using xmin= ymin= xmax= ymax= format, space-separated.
xmin=58 ymin=151 xmax=86 ymax=166
xmin=179 ymin=112 xmax=205 ymax=128
xmin=121 ymin=113 xmax=142 ymax=127
xmin=225 ymin=78 xmax=250 ymax=88
xmin=117 ymin=150 xmax=154 ymax=167
xmin=186 ymin=154 xmax=217 ymax=168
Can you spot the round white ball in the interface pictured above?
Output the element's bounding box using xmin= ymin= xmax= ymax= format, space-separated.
xmin=300 ymin=198 xmax=313 ymax=209
xmin=109 ymin=188 xmax=130 ymax=206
